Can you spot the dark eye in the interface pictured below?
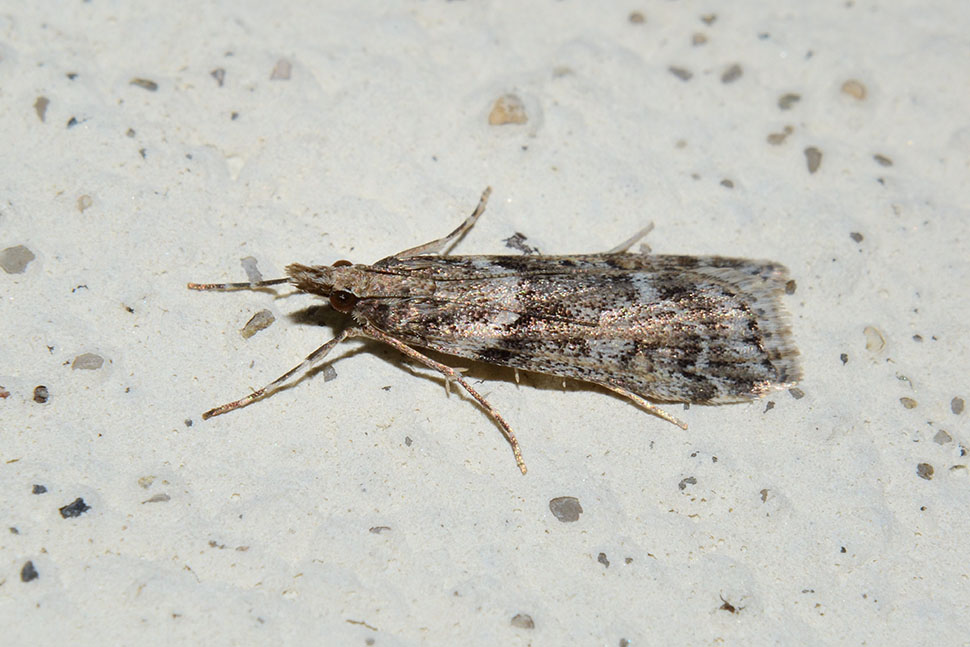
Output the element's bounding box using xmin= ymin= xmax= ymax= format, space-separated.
xmin=329 ymin=290 xmax=358 ymax=312
xmin=332 ymin=259 xmax=352 ymax=267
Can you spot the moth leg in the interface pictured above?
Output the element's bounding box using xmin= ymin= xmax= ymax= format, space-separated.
xmin=361 ymin=325 xmax=527 ymax=475
xmin=603 ymin=381 xmax=689 ymax=430
xmin=607 ymin=222 xmax=654 ymax=255
xmin=201 ymin=328 xmax=356 ymax=419
xmin=442 ymin=366 xmax=469 ymax=396
xmin=392 ymin=187 xmax=492 ymax=259
xmin=188 ymin=278 xmax=290 ymax=291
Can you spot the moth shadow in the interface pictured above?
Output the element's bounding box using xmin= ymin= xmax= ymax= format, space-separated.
xmin=288 ymin=303 xmax=343 ymax=329
xmin=268 ymin=305 xmax=369 ymax=391
xmin=374 ymin=345 xmax=671 ymax=418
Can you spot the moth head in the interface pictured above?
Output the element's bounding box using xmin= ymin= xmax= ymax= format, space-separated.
xmin=285 ymin=261 xmax=360 ymax=313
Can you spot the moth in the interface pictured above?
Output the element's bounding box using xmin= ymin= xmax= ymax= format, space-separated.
xmin=189 ymin=188 xmax=800 ymax=474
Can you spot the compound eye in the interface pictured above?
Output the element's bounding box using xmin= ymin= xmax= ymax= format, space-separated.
xmin=329 ymin=289 xmax=358 ymax=312
xmin=332 ymin=259 xmax=353 ymax=267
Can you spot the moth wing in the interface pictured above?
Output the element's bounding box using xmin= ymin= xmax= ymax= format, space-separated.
xmin=361 ymin=255 xmax=799 ymax=404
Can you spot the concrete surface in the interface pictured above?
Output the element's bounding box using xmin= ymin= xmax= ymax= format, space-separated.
xmin=2 ymin=1 xmax=968 ymax=645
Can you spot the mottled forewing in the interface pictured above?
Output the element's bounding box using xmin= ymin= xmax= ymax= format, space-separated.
xmin=358 ymin=254 xmax=800 ymax=403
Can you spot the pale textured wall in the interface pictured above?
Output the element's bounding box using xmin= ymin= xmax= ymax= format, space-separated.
xmin=2 ymin=1 xmax=968 ymax=645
